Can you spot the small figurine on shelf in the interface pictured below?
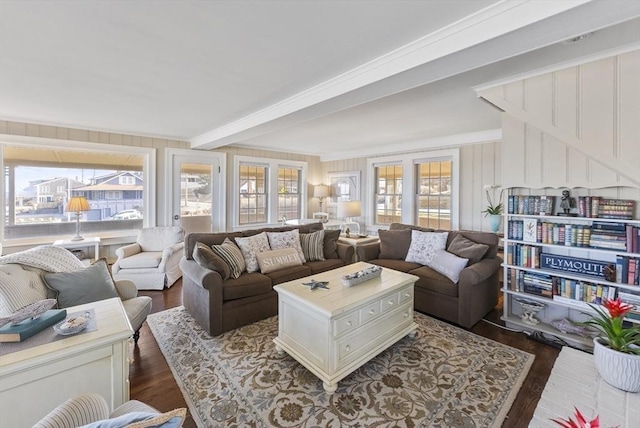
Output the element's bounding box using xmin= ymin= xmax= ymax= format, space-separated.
xmin=345 ymin=227 xmax=351 ymax=238
xmin=559 ymin=190 xmax=576 ymax=216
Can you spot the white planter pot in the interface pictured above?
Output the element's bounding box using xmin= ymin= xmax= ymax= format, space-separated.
xmin=593 ymin=337 xmax=640 ymax=392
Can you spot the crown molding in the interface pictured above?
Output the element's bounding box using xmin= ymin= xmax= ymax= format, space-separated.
xmin=191 ymin=0 xmax=588 ymax=149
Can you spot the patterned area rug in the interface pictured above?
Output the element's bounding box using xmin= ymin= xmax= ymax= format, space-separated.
xmin=147 ymin=307 xmax=533 ymax=428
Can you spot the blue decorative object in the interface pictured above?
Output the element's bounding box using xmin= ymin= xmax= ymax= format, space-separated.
xmin=302 ymin=280 xmax=329 ymax=290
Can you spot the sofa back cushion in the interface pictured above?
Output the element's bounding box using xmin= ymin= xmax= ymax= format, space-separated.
xmin=378 ymin=229 xmax=412 ymax=260
xmin=137 ymin=227 xmax=184 ymax=252
xmin=446 ymin=234 xmax=490 ymax=265
xmin=389 ymin=223 xmax=434 ymax=233
xmin=193 ymin=242 xmax=231 ymax=280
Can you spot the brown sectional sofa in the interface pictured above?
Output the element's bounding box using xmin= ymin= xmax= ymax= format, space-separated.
xmin=357 ymin=223 xmax=502 ymax=328
xmin=180 ymin=223 xmax=354 ymax=336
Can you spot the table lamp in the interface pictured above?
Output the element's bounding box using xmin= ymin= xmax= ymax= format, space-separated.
xmin=313 ymin=184 xmax=330 ymax=212
xmin=338 ymin=200 xmax=362 ymax=235
xmin=66 ymin=196 xmax=90 ymax=241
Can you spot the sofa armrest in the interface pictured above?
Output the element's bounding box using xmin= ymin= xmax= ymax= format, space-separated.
xmin=114 ymin=279 xmax=138 ymax=300
xmin=116 ymin=243 xmax=141 ymax=260
xmin=158 ymin=242 xmax=185 ymax=272
xmin=180 ymin=257 xmax=224 ymax=294
xmin=34 ymin=393 xmax=110 ymax=428
xmin=336 ymin=242 xmax=355 ymax=264
xmin=356 ymin=242 xmax=381 ymax=262
xmin=459 ymin=257 xmax=502 ymax=286
xmin=162 ymin=242 xmax=185 ymax=259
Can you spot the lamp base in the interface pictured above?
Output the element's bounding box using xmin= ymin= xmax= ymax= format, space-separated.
xmin=70 ymin=235 xmax=84 ymax=241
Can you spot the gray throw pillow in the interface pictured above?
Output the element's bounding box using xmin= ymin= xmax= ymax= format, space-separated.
xmin=193 ymin=242 xmax=231 ymax=280
xmin=378 ymin=229 xmax=412 ymax=260
xmin=447 ymin=234 xmax=490 ymax=266
xmin=323 ymin=229 xmax=341 ymax=259
xmin=43 ymin=259 xmax=119 ymax=308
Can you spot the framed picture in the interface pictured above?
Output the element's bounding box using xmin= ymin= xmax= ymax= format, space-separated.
xmin=522 ymin=218 xmax=538 ymax=242
xmin=328 ymin=171 xmax=360 ymax=205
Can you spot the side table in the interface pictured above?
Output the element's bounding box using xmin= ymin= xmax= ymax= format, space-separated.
xmin=53 ymin=236 xmax=101 ymax=262
xmin=338 ymin=235 xmax=380 ymax=262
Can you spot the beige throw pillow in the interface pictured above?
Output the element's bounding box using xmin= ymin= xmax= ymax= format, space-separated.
xmin=267 ymin=229 xmax=306 ymax=263
xmin=257 ymin=248 xmax=302 ymax=273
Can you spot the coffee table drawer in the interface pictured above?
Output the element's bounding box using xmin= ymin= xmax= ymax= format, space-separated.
xmin=333 ymin=312 xmax=360 ymax=337
xmin=398 ymin=286 xmax=413 ymax=304
xmin=359 ymin=300 xmax=382 ymax=323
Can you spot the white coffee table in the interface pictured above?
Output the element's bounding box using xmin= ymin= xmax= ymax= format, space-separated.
xmin=273 ymin=262 xmax=418 ymax=393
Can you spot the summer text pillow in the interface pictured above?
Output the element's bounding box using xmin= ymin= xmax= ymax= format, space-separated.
xmin=267 ymin=229 xmax=306 ymax=263
xmin=43 ymin=259 xmax=119 ymax=308
xmin=447 ymin=234 xmax=490 ymax=266
xmin=378 ymin=228 xmax=412 ymax=260
xmin=234 ymin=232 xmax=271 ymax=273
xmin=299 ymin=229 xmax=325 ymax=261
xmin=193 ymin=242 xmax=231 ymax=280
xmin=210 ymin=238 xmax=245 ymax=279
xmin=426 ymin=249 xmax=469 ymax=284
xmin=405 ymin=230 xmax=449 ymax=266
xmin=257 ymin=248 xmax=302 ymax=274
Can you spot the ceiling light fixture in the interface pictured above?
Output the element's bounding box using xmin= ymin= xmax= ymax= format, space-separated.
xmin=563 ymin=32 xmax=593 ymax=44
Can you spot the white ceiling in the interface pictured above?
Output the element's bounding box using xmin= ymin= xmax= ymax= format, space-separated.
xmin=1 ymin=1 xmax=639 ymax=160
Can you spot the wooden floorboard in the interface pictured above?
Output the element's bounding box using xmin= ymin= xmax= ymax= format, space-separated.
xmin=130 ymin=280 xmax=560 ymax=428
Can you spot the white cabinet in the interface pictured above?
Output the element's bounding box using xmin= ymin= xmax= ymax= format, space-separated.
xmin=502 ymin=190 xmax=640 ymax=350
xmin=0 ymin=298 xmax=132 ymax=427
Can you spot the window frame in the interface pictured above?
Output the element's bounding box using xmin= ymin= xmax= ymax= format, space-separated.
xmin=367 ymin=149 xmax=459 ymax=230
xmin=233 ymin=155 xmax=307 ymax=229
xmin=0 ymin=135 xmax=156 ymax=244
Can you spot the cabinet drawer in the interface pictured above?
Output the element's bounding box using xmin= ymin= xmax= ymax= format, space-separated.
xmin=333 ymin=311 xmax=360 ymax=337
xmin=380 ymin=292 xmax=400 ymax=314
xmin=398 ymin=286 xmax=413 ymax=304
xmin=359 ymin=300 xmax=382 ymax=323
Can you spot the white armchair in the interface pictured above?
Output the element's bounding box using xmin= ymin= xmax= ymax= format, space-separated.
xmin=112 ymin=226 xmax=185 ymax=290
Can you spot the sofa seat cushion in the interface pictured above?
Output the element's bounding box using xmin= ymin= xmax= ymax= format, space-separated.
xmin=264 ymin=265 xmax=312 ymax=285
xmin=304 ymin=259 xmax=345 ymax=274
xmin=409 ymin=266 xmax=459 ymax=297
xmin=222 ymin=272 xmax=272 ymax=301
xmin=368 ymin=259 xmax=422 ymax=273
xmin=118 ymin=252 xmax=162 ymax=269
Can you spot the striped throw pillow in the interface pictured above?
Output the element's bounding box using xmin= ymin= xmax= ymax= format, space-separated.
xmin=299 ymin=230 xmax=325 ymax=262
xmin=211 ymin=238 xmax=246 ymax=279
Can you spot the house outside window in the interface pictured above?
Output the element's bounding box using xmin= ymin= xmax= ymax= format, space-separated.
xmin=234 ymin=156 xmax=307 ymax=228
xmin=1 ymin=138 xmax=155 ymax=242
xmin=368 ymin=149 xmax=459 ymax=229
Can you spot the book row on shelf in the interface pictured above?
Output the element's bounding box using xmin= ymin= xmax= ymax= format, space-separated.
xmin=506 ymin=268 xmax=640 ymax=321
xmin=507 ymin=220 xmax=640 ymax=253
xmin=506 ymin=243 xmax=640 ymax=285
xmin=507 ymin=195 xmax=635 ymax=219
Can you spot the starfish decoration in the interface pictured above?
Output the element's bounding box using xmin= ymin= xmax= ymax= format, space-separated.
xmin=302 ymin=280 xmax=329 ymax=290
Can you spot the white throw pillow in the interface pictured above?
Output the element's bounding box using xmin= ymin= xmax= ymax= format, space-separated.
xmin=405 ymin=230 xmax=449 ymax=265
xmin=267 ymin=230 xmax=306 ymax=263
xmin=234 ymin=232 xmax=271 ymax=273
xmin=426 ymin=249 xmax=469 ymax=284
xmin=257 ymin=248 xmax=302 ymax=274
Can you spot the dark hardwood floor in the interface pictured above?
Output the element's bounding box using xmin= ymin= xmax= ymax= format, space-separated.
xmin=130 ymin=280 xmax=560 ymax=428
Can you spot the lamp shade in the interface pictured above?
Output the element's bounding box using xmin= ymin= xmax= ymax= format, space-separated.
xmin=313 ymin=184 xmax=330 ymax=199
xmin=338 ymin=200 xmax=361 ymax=218
xmin=66 ymin=196 xmax=90 ymax=212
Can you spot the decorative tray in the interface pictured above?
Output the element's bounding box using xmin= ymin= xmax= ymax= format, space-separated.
xmin=53 ymin=312 xmax=91 ymax=336
xmin=341 ymin=265 xmax=382 ymax=287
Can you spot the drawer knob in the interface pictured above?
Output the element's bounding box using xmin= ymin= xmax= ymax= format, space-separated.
xmin=346 ymin=321 xmax=352 ymax=326
xmin=369 ymin=309 xmax=375 ymax=315
xmin=345 ymin=345 xmax=351 ymax=352
xmin=388 ymin=300 xmax=394 ymax=305
xmin=404 ymin=312 xmax=409 ymax=318
xmin=404 ymin=293 xmax=410 ymax=297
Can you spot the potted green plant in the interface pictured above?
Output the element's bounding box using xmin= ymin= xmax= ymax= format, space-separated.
xmin=482 ymin=184 xmax=503 ymax=232
xmin=582 ymin=298 xmax=640 ymax=392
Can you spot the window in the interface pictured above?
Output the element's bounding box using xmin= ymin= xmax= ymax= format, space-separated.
xmin=119 ymin=175 xmax=135 ymax=185
xmin=234 ymin=156 xmax=307 ymax=227
xmin=416 ymin=160 xmax=451 ymax=229
xmin=368 ymin=150 xmax=459 ymax=229
xmin=277 ymin=167 xmax=301 ymax=222
xmin=374 ymin=164 xmax=403 ymax=225
xmin=238 ymin=163 xmax=267 ymax=225
xmin=1 ymin=137 xmax=155 ymax=241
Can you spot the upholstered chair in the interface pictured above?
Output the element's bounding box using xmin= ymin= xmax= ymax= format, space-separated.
xmin=112 ymin=227 xmax=185 ymax=290
xmin=34 ymin=393 xmax=186 ymax=428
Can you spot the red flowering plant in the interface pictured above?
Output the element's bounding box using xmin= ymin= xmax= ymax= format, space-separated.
xmin=551 ymin=407 xmax=619 ymax=428
xmin=582 ymin=298 xmax=640 ymax=355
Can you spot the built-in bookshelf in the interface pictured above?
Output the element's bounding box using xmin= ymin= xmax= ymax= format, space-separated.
xmin=502 ymin=189 xmax=640 ymax=351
